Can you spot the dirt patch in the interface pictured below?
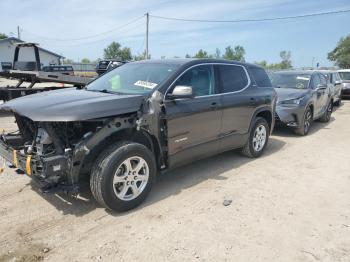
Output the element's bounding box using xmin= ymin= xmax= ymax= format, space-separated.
xmin=0 ymin=242 xmax=49 ymax=262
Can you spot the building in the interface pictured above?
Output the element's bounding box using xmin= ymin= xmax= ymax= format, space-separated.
xmin=0 ymin=37 xmax=64 ymax=68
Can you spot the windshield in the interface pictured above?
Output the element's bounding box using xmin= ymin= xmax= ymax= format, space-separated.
xmin=87 ymin=62 xmax=179 ymax=94
xmin=339 ymin=72 xmax=350 ymax=81
xmin=270 ymin=73 xmax=311 ymax=89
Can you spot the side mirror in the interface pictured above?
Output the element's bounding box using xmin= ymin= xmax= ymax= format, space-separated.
xmin=335 ymin=80 xmax=342 ymax=86
xmin=316 ymin=84 xmax=327 ymax=91
xmin=167 ymin=85 xmax=193 ymax=99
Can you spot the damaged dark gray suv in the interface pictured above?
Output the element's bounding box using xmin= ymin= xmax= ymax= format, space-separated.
xmin=0 ymin=59 xmax=276 ymax=212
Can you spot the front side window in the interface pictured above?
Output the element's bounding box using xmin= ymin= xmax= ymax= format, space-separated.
xmin=311 ymin=74 xmax=321 ymax=89
xmin=173 ymin=65 xmax=214 ymax=97
xmin=216 ymin=65 xmax=248 ymax=93
xmin=87 ymin=62 xmax=179 ymax=95
xmin=319 ymin=74 xmax=327 ymax=85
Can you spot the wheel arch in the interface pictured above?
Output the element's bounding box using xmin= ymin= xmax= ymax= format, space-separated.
xmin=78 ymin=128 xmax=162 ymax=179
xmin=250 ymin=107 xmax=273 ymax=133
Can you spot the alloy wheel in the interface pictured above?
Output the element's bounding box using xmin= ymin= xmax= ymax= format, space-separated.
xmin=253 ymin=125 xmax=267 ymax=152
xmin=112 ymin=156 xmax=149 ymax=201
xmin=326 ymin=103 xmax=332 ymax=121
xmin=304 ymin=110 xmax=312 ymax=134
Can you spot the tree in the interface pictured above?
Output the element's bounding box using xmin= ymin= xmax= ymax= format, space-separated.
xmin=215 ymin=48 xmax=221 ymax=59
xmin=194 ymin=49 xmax=210 ymax=58
xmin=133 ymin=50 xmax=150 ymax=61
xmin=103 ymin=42 xmax=132 ymax=60
xmin=279 ymin=50 xmax=292 ymax=69
xmin=62 ymin=58 xmax=74 ymax=64
xmin=328 ymin=35 xmax=350 ymax=68
xmin=223 ymin=45 xmax=245 ymax=61
xmin=0 ymin=33 xmax=7 ymax=40
xmin=255 ymin=50 xmax=292 ymax=70
xmin=81 ymin=58 xmax=91 ymax=63
xmin=255 ymin=60 xmax=268 ymax=68
xmin=185 ymin=54 xmax=191 ymax=58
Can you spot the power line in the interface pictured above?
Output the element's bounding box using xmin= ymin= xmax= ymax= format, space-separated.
xmin=39 ymin=20 xmax=145 ymax=47
xmin=150 ymin=9 xmax=350 ymax=23
xmin=22 ymin=15 xmax=145 ymax=41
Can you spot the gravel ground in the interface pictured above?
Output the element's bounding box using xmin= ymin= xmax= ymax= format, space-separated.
xmin=0 ymin=101 xmax=349 ymax=262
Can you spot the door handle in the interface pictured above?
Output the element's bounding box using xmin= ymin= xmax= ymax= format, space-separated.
xmin=210 ymin=102 xmax=218 ymax=108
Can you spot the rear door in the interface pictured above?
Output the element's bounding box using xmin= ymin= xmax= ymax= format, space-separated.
xmin=164 ymin=64 xmax=222 ymax=168
xmin=215 ymin=64 xmax=255 ymax=151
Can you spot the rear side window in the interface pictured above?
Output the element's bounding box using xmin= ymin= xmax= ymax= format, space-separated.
xmin=249 ymin=67 xmax=272 ymax=87
xmin=216 ymin=65 xmax=248 ymax=93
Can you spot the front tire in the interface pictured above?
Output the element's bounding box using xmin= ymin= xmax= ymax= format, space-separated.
xmin=334 ymin=98 xmax=341 ymax=107
xmin=90 ymin=141 xmax=156 ymax=212
xmin=319 ymin=102 xmax=333 ymax=123
xmin=241 ymin=117 xmax=270 ymax=158
xmin=294 ymin=107 xmax=312 ymax=136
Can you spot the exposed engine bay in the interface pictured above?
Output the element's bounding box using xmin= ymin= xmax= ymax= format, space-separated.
xmin=1 ymin=113 xmax=107 ymax=192
xmin=9 ymin=114 xmax=103 ymax=156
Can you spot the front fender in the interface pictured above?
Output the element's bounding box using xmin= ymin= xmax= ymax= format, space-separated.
xmin=68 ymin=116 xmax=136 ymax=186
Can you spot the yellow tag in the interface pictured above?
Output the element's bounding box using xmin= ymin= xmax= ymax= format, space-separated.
xmin=13 ymin=150 xmax=18 ymax=168
xmin=26 ymin=155 xmax=32 ymax=176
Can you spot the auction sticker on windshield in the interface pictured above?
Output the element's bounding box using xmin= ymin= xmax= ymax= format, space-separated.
xmin=134 ymin=80 xmax=158 ymax=89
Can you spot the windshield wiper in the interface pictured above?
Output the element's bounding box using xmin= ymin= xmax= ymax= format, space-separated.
xmin=87 ymin=89 xmax=123 ymax=95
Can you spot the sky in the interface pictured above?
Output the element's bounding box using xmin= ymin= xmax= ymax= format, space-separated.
xmin=1 ymin=0 xmax=350 ymax=67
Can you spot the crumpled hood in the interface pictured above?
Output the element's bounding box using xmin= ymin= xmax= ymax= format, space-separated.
xmin=274 ymin=88 xmax=309 ymax=103
xmin=0 ymin=88 xmax=145 ymax=121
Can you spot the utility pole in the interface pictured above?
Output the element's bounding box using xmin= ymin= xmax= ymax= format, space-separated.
xmin=17 ymin=26 xmax=21 ymax=39
xmin=145 ymin=13 xmax=149 ymax=60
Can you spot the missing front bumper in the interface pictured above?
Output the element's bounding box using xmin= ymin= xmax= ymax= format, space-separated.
xmin=0 ymin=139 xmax=77 ymax=193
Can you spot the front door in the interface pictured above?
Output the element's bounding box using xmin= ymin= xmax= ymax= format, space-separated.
xmin=163 ymin=64 xmax=222 ymax=168
xmin=311 ymin=74 xmax=325 ymax=117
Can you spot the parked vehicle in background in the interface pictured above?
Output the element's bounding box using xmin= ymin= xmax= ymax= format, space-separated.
xmin=0 ymin=59 xmax=276 ymax=212
xmin=42 ymin=65 xmax=75 ymax=76
xmin=318 ymin=70 xmax=342 ymax=106
xmin=270 ymin=70 xmax=333 ymax=136
xmin=96 ymin=59 xmax=127 ymax=75
xmin=338 ymin=69 xmax=350 ymax=98
xmin=0 ymin=62 xmax=12 ymax=72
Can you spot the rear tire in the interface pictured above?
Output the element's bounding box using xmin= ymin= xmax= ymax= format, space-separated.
xmin=294 ymin=107 xmax=312 ymax=136
xmin=334 ymin=98 xmax=341 ymax=107
xmin=241 ymin=117 xmax=270 ymax=158
xmin=90 ymin=141 xmax=156 ymax=212
xmin=319 ymin=102 xmax=332 ymax=123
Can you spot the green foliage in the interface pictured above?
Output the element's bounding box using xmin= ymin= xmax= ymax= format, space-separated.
xmin=328 ymin=35 xmax=350 ymax=68
xmin=133 ymin=50 xmax=150 ymax=61
xmin=255 ymin=50 xmax=293 ymax=70
xmin=0 ymin=33 xmax=7 ymax=40
xmin=214 ymin=48 xmax=221 ymax=59
xmin=81 ymin=58 xmax=91 ymax=63
xmin=62 ymin=58 xmax=74 ymax=64
xmin=279 ymin=50 xmax=292 ymax=69
xmin=104 ymin=42 xmax=132 ymax=60
xmin=194 ymin=49 xmax=209 ymax=58
xmin=223 ymin=45 xmax=245 ymax=61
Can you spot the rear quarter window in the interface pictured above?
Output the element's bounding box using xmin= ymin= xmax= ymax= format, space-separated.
xmin=216 ymin=65 xmax=249 ymax=93
xmin=249 ymin=67 xmax=272 ymax=87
